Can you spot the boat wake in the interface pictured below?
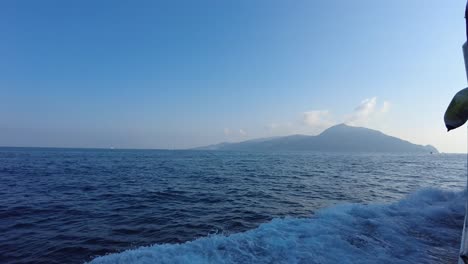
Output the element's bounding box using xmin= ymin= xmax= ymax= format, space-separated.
xmin=88 ymin=188 xmax=465 ymax=264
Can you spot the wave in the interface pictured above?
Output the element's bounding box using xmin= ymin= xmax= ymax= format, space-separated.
xmin=87 ymin=188 xmax=465 ymax=264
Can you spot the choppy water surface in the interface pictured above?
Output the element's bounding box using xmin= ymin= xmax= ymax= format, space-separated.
xmin=0 ymin=148 xmax=466 ymax=264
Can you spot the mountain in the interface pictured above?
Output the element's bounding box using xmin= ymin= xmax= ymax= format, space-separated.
xmin=196 ymin=124 xmax=438 ymax=153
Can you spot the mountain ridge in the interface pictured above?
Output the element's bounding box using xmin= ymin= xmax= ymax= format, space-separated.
xmin=195 ymin=124 xmax=438 ymax=153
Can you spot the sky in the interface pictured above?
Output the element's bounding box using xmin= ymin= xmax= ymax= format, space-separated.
xmin=1 ymin=0 xmax=468 ymax=152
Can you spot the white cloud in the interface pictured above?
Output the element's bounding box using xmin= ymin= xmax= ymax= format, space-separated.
xmin=264 ymin=122 xmax=296 ymax=136
xmin=260 ymin=97 xmax=391 ymax=138
xmin=223 ymin=127 xmax=247 ymax=139
xmin=345 ymin=97 xmax=377 ymax=125
xmin=275 ymin=97 xmax=392 ymax=135
xmin=344 ymin=97 xmax=389 ymax=126
xmin=381 ymin=101 xmax=391 ymax=113
xmin=239 ymin=129 xmax=247 ymax=136
xmin=303 ymin=110 xmax=335 ymax=129
xmin=267 ymin=123 xmax=280 ymax=130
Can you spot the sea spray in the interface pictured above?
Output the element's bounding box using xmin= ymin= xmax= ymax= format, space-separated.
xmin=88 ymin=188 xmax=465 ymax=264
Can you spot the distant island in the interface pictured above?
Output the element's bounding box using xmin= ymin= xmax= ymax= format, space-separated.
xmin=196 ymin=124 xmax=438 ymax=153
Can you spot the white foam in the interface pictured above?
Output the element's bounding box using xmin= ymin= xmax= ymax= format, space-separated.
xmin=88 ymin=188 xmax=464 ymax=264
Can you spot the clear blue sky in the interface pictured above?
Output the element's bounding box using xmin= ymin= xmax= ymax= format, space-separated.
xmin=1 ymin=0 xmax=467 ymax=152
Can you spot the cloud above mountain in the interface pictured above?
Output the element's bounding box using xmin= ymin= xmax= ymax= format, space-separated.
xmin=302 ymin=97 xmax=390 ymax=131
xmin=229 ymin=97 xmax=391 ymax=141
xmin=224 ymin=128 xmax=248 ymax=139
xmin=344 ymin=97 xmax=390 ymax=126
xmin=303 ymin=110 xmax=334 ymax=129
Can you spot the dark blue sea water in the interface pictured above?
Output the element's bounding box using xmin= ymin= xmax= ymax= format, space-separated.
xmin=0 ymin=148 xmax=466 ymax=264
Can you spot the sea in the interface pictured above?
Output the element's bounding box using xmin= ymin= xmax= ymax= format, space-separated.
xmin=0 ymin=147 xmax=466 ymax=264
